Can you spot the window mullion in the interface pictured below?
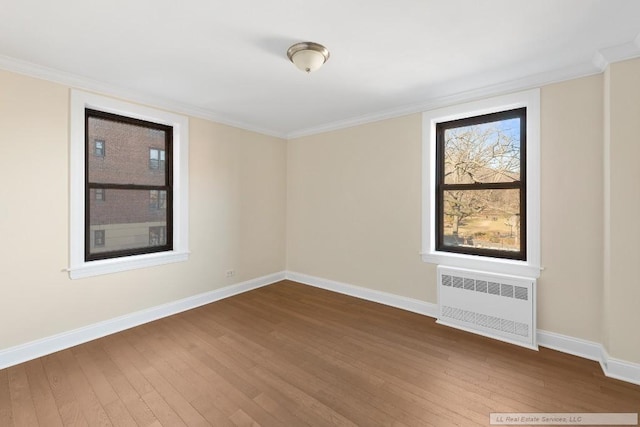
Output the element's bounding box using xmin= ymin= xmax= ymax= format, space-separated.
xmin=87 ymin=183 xmax=170 ymax=191
xmin=441 ymin=182 xmax=522 ymax=191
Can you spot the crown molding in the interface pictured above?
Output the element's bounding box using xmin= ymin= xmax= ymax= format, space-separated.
xmin=592 ymin=34 xmax=640 ymax=71
xmin=286 ymin=33 xmax=640 ymax=139
xmin=0 ymin=54 xmax=287 ymax=139
xmin=285 ymin=61 xmax=599 ymax=139
xmin=2 ymin=33 xmax=639 ymax=141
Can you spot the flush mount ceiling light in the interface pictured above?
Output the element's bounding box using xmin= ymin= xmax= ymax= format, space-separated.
xmin=287 ymin=42 xmax=330 ymax=73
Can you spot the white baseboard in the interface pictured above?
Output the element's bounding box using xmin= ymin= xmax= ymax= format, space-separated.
xmin=0 ymin=271 xmax=285 ymax=370
xmin=286 ymin=271 xmax=640 ymax=387
xmin=601 ymin=351 xmax=640 ymax=386
xmin=285 ymin=271 xmax=438 ymax=317
xmin=536 ymin=329 xmax=604 ymax=363
xmin=537 ymin=330 xmax=640 ymax=386
xmin=2 ymin=269 xmax=639 ymax=387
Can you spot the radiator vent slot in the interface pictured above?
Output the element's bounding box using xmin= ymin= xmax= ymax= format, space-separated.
xmin=488 ymin=282 xmax=500 ymax=295
xmin=438 ymin=267 xmax=537 ymax=349
xmin=452 ymin=276 xmax=463 ymax=288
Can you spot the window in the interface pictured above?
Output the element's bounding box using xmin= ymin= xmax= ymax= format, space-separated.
xmin=85 ymin=109 xmax=172 ymax=261
xmin=422 ymin=89 xmax=540 ymax=277
xmin=436 ymin=108 xmax=526 ymax=260
xmin=70 ymin=90 xmax=189 ymax=279
xmin=94 ymin=230 xmax=105 ymax=247
xmin=149 ymin=148 xmax=165 ymax=170
xmin=94 ymin=140 xmax=105 ymax=157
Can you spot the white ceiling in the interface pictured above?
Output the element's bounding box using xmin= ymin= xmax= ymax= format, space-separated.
xmin=1 ymin=0 xmax=639 ymax=138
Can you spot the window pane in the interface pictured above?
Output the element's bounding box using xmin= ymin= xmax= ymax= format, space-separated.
xmin=149 ymin=226 xmax=167 ymax=246
xmin=149 ymin=148 xmax=166 ymax=170
xmin=149 ymin=190 xmax=158 ymax=209
xmin=88 ymin=189 xmax=167 ymax=255
xmin=88 ymin=116 xmax=166 ymax=185
xmin=444 ymin=118 xmax=520 ymax=184
xmin=94 ymin=230 xmax=105 ymax=247
xmin=149 ymin=190 xmax=167 ymax=209
xmin=442 ymin=189 xmax=520 ymax=252
xmin=94 ymin=140 xmax=105 ymax=157
xmin=159 ymin=190 xmax=167 ymax=209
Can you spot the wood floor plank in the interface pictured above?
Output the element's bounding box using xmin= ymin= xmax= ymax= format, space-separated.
xmin=228 ymin=408 xmax=262 ymax=427
xmin=217 ymin=319 xmax=449 ymax=425
xmin=117 ymin=329 xmax=211 ymax=426
xmin=168 ymin=315 xmax=313 ymax=427
xmin=235 ymin=298 xmax=491 ymax=424
xmin=163 ymin=317 xmax=262 ymax=400
xmin=82 ymin=340 xmax=160 ymax=427
xmin=55 ymin=349 xmax=112 ymax=426
xmin=71 ymin=346 xmax=137 ymax=426
xmin=7 ymin=365 xmax=39 ymax=427
xmin=99 ymin=335 xmax=156 ymax=398
xmin=139 ymin=389 xmax=188 ymax=427
xmin=102 ymin=399 xmax=138 ymax=427
xmin=127 ymin=320 xmax=286 ymax=426
xmin=99 ymin=334 xmax=188 ymax=427
xmin=23 ymin=359 xmax=64 ymax=427
xmin=41 ymin=354 xmax=90 ymax=426
xmin=0 ymin=369 xmax=13 ymax=426
xmin=71 ymin=347 xmax=120 ymax=406
xmin=1 ymin=280 xmax=639 ymax=427
xmin=250 ymin=365 xmax=359 ymax=427
xmin=252 ymin=392 xmax=314 ymax=427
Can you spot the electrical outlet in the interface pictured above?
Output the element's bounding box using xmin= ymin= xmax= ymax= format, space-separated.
xmin=226 ymin=270 xmax=235 ymax=278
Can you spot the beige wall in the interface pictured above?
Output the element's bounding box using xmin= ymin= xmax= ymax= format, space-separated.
xmin=287 ymin=115 xmax=437 ymax=302
xmin=604 ymin=58 xmax=640 ymax=363
xmin=539 ymin=75 xmax=603 ymax=342
xmin=0 ymin=69 xmax=287 ymax=350
xmin=287 ymin=72 xmax=638 ymax=363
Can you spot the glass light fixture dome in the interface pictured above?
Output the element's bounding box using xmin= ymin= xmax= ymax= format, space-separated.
xmin=287 ymin=42 xmax=330 ymax=73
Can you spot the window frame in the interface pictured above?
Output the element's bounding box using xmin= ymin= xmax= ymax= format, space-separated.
xmin=70 ymin=90 xmax=189 ymax=279
xmin=422 ymin=89 xmax=540 ymax=278
xmin=84 ymin=108 xmax=174 ymax=261
xmin=435 ymin=107 xmax=527 ymax=260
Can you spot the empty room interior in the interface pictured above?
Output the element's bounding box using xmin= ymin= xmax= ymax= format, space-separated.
xmin=1 ymin=1 xmax=640 ymax=426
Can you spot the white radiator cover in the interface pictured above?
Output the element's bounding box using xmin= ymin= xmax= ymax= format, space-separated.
xmin=437 ymin=266 xmax=537 ymax=350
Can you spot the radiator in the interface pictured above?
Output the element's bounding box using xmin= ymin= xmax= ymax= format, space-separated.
xmin=437 ymin=266 xmax=537 ymax=350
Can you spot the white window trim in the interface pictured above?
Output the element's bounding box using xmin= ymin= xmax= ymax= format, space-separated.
xmin=421 ymin=89 xmax=541 ymax=278
xmin=69 ymin=90 xmax=189 ymax=279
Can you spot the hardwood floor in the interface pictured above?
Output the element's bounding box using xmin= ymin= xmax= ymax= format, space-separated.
xmin=1 ymin=280 xmax=639 ymax=426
